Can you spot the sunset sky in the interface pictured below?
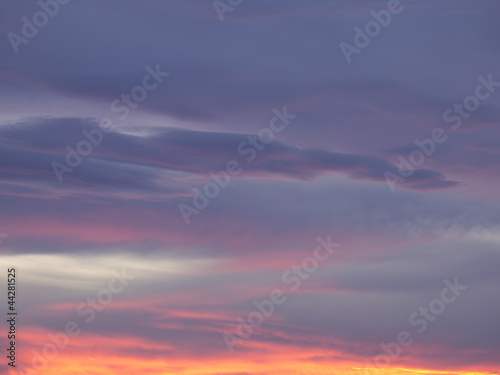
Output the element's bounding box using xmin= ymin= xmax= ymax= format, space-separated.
xmin=0 ymin=1 xmax=499 ymax=374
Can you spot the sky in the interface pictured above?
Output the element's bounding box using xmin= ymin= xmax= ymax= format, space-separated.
xmin=0 ymin=0 xmax=499 ymax=374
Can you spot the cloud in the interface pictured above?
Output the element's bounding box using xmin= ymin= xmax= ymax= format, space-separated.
xmin=0 ymin=117 xmax=459 ymax=198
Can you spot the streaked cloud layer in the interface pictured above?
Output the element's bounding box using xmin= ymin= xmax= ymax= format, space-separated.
xmin=0 ymin=0 xmax=499 ymax=374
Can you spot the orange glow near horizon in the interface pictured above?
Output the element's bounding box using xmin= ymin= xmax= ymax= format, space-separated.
xmin=10 ymin=328 xmax=498 ymax=375
xmin=9 ymin=354 xmax=500 ymax=375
